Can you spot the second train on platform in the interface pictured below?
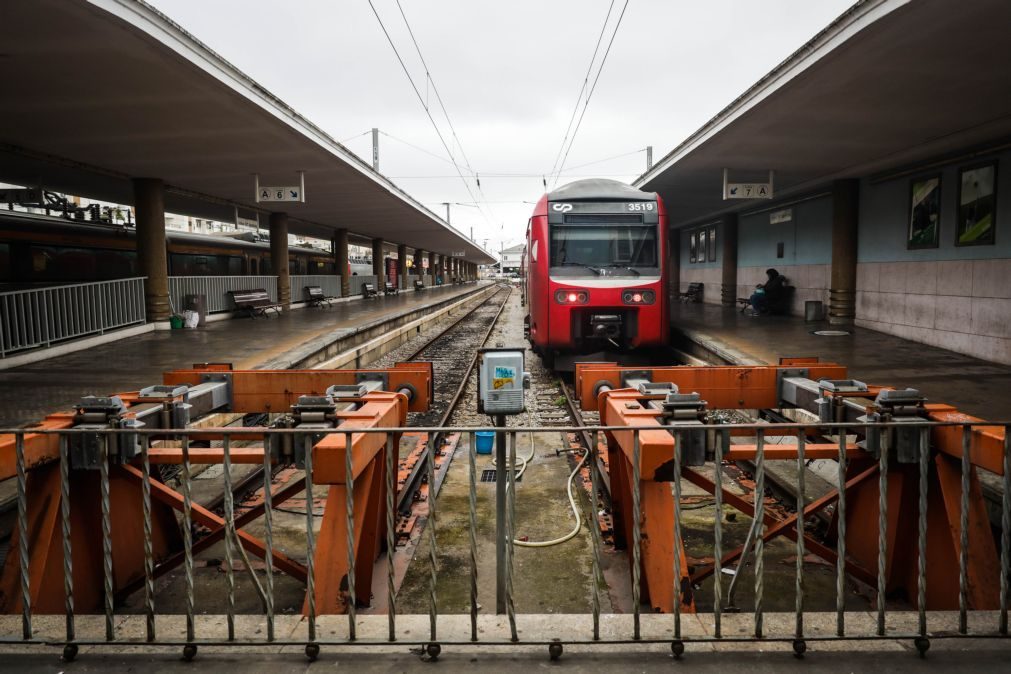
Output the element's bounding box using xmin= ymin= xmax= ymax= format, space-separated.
xmin=523 ymin=179 xmax=669 ymax=369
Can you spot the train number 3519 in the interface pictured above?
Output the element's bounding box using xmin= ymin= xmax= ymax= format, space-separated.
xmin=626 ymin=202 xmax=655 ymax=211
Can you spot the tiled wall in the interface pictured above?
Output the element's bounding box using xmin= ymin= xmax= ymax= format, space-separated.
xmin=855 ymin=259 xmax=1011 ymax=364
xmin=679 ymin=267 xmax=724 ymax=305
xmin=737 ymin=264 xmax=829 ymax=316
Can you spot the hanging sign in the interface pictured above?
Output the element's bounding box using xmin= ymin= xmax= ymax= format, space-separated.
xmin=254 ymin=172 xmax=306 ymax=203
xmin=722 ymin=169 xmax=775 ymax=200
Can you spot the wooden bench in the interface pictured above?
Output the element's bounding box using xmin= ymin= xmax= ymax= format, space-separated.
xmin=304 ymin=285 xmax=336 ymax=308
xmin=229 ymin=289 xmax=281 ymax=318
xmin=384 ymin=282 xmax=398 ymax=296
xmin=361 ymin=283 xmax=377 ymax=299
xmin=414 ymin=280 xmax=425 ymax=291
xmin=679 ymin=282 xmax=703 ymax=303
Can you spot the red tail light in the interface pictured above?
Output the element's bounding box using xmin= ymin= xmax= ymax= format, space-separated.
xmin=555 ymin=290 xmax=588 ymax=304
xmin=622 ymin=289 xmax=656 ymax=305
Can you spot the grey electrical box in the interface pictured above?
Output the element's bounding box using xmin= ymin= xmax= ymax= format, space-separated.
xmin=477 ymin=348 xmax=530 ymax=415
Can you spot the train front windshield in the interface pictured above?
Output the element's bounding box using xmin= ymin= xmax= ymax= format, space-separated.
xmin=549 ymin=224 xmax=658 ymax=273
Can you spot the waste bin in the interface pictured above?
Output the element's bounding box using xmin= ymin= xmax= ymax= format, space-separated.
xmin=184 ymin=294 xmax=207 ymax=327
xmin=805 ymin=300 xmax=824 ymax=322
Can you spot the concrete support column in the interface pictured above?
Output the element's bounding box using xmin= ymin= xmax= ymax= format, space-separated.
xmin=335 ymin=228 xmax=349 ymax=297
xmin=397 ymin=243 xmax=408 ymax=289
xmin=428 ymin=251 xmax=436 ymax=283
xmin=133 ymin=178 xmax=170 ymax=322
xmin=414 ymin=249 xmax=425 ymax=284
xmin=829 ymin=179 xmax=859 ymax=324
xmin=269 ymin=212 xmax=290 ymax=310
xmin=668 ymin=228 xmax=681 ymax=299
xmin=720 ymin=214 xmax=738 ymax=306
xmin=372 ymin=238 xmax=385 ymax=288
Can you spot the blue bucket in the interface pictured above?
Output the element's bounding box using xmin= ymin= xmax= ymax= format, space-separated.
xmin=475 ymin=431 xmax=495 ymax=455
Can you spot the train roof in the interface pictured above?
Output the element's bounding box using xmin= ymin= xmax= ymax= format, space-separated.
xmin=0 ymin=210 xmax=328 ymax=256
xmin=547 ymin=179 xmax=656 ymax=202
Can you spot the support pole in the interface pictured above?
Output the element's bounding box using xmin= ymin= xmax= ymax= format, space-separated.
xmin=494 ymin=414 xmax=507 ymax=614
xmin=397 ymin=243 xmax=408 ymax=290
xmin=269 ymin=212 xmax=290 ymax=311
xmin=133 ymin=178 xmax=170 ymax=322
xmin=428 ymin=251 xmax=436 ymax=285
xmin=720 ymin=213 xmax=738 ymax=306
xmin=830 ymin=179 xmax=859 ymax=324
xmin=335 ymin=228 xmax=349 ymax=298
xmin=414 ymin=249 xmax=425 ymax=285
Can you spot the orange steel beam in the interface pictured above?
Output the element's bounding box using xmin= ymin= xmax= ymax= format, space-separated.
xmin=724 ymin=443 xmax=862 ymax=461
xmin=120 ymin=465 xmax=308 ymax=582
xmin=0 ymin=416 xmax=74 ymax=480
xmin=592 ymin=360 xmax=1003 ymax=611
xmin=684 ymin=465 xmax=879 ymax=587
xmin=163 ymin=361 xmax=433 ymax=414
xmin=114 ymin=474 xmax=308 ymax=602
xmin=147 ymin=446 xmax=269 ymax=464
xmin=312 ymin=392 xmax=408 ymax=485
xmin=574 ymin=361 xmax=848 ymax=412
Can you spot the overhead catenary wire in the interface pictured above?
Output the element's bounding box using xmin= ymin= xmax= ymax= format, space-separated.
xmin=365 ymin=0 xmax=491 ymax=232
xmin=551 ymin=0 xmax=631 ymax=188
xmin=547 ymin=0 xmax=616 ymax=182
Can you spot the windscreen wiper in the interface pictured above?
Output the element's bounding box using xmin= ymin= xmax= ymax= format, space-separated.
xmin=559 ymin=261 xmax=602 ymax=276
xmin=603 ymin=264 xmax=640 ymax=276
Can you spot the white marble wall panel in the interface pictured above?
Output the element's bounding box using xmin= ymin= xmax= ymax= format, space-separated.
xmin=855 ymin=258 xmax=1011 ymax=365
xmin=737 ymin=264 xmax=830 ymax=316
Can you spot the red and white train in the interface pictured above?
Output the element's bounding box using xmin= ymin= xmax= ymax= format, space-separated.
xmin=523 ymin=179 xmax=669 ymax=369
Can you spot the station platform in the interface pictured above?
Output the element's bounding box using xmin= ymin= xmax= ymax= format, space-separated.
xmin=0 ymin=282 xmax=490 ymax=428
xmin=670 ymin=302 xmax=1011 ymax=421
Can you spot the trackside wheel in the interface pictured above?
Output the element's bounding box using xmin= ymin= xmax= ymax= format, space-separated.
xmin=182 ymin=643 xmax=197 ymax=661
xmin=541 ymin=350 xmax=555 ymax=370
xmin=425 ymin=642 xmax=441 ymax=660
xmin=305 ymin=643 xmax=320 ymax=661
xmin=548 ymin=641 xmax=563 ymax=661
xmin=62 ymin=643 xmax=78 ymax=662
xmin=671 ymin=640 xmax=684 ymax=658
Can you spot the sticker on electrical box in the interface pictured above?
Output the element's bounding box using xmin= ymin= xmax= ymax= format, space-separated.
xmin=492 ymin=365 xmax=516 ymax=389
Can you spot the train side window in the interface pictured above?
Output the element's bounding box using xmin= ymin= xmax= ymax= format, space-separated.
xmin=227 ymin=256 xmax=243 ymax=275
xmin=531 ymin=240 xmax=538 ymax=262
xmin=250 ymin=257 xmax=258 ymax=275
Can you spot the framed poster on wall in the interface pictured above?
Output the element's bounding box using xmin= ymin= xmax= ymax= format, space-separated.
xmin=689 ymin=232 xmax=697 ymax=263
xmin=908 ymin=175 xmax=940 ymax=249
xmin=956 ymin=162 xmax=997 ymax=246
xmin=707 ymin=226 xmax=717 ymax=261
xmin=697 ymin=229 xmax=707 ymax=263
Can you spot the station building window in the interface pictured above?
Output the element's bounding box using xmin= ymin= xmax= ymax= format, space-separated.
xmin=169 ymin=253 xmax=243 ymax=276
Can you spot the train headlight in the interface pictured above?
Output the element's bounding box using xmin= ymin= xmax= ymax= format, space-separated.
xmin=622 ymin=289 xmax=655 ymax=305
xmin=555 ymin=290 xmax=588 ymax=304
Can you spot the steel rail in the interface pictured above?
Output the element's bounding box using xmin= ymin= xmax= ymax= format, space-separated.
xmin=395 ymin=284 xmax=512 ymax=515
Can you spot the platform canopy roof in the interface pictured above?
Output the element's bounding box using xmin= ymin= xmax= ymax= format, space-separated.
xmin=636 ymin=0 xmax=1011 ymax=229
xmin=0 ymin=0 xmax=494 ymax=264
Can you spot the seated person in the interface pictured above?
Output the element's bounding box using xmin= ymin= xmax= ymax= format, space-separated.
xmin=749 ymin=268 xmax=786 ymax=314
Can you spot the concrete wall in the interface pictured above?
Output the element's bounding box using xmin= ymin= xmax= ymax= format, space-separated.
xmin=855 ymin=148 xmax=1011 ymax=364
xmin=736 ymin=195 xmax=833 ymax=315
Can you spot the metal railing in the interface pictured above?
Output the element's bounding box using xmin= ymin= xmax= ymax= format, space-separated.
xmin=290 ymin=275 xmax=341 ymax=302
xmin=0 ymin=277 xmax=146 ymax=358
xmin=1 ymin=419 xmax=1009 ymax=661
xmin=348 ymin=275 xmax=378 ymax=296
xmin=168 ymin=276 xmax=278 ymax=314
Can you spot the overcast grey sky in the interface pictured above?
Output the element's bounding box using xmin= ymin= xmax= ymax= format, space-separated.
xmin=149 ymin=0 xmax=853 ymax=254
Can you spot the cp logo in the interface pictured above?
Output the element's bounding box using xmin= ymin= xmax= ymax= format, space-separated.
xmin=551 ymin=203 xmax=573 ymax=212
